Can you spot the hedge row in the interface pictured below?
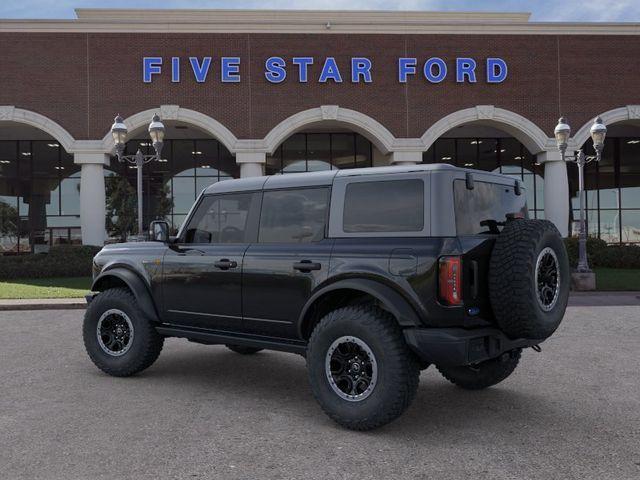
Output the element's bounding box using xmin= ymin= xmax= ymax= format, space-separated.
xmin=564 ymin=237 xmax=640 ymax=269
xmin=0 ymin=238 xmax=637 ymax=281
xmin=0 ymin=245 xmax=101 ymax=280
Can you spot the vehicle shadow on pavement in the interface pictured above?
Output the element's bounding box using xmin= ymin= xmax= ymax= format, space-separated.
xmin=117 ymin=341 xmax=566 ymax=435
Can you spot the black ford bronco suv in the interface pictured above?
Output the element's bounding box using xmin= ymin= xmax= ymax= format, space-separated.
xmin=83 ymin=164 xmax=569 ymax=430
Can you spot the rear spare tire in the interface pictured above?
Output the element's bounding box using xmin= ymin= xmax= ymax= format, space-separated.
xmin=489 ymin=219 xmax=569 ymax=340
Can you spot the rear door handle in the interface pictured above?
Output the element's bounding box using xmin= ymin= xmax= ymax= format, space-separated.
xmin=293 ymin=260 xmax=321 ymax=272
xmin=214 ymin=259 xmax=238 ymax=270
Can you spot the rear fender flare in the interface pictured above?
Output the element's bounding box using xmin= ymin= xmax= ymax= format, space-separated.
xmin=91 ymin=267 xmax=159 ymax=323
xmin=297 ymin=278 xmax=422 ymax=338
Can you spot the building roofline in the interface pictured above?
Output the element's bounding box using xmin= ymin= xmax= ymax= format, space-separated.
xmin=0 ymin=9 xmax=639 ymax=35
xmin=75 ymin=8 xmax=533 ymax=23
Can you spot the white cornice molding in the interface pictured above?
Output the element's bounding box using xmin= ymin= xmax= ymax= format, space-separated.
xmin=263 ymin=106 xmax=396 ymax=155
xmin=0 ymin=106 xmax=76 ymax=152
xmin=75 ymin=9 xmax=533 ymax=23
xmin=1 ymin=9 xmax=639 ymax=35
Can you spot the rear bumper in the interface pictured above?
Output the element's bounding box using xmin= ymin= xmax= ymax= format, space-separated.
xmin=403 ymin=327 xmax=540 ymax=367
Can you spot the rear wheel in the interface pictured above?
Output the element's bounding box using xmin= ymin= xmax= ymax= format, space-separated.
xmin=83 ymin=288 xmax=164 ymax=377
xmin=437 ymin=350 xmax=521 ymax=390
xmin=307 ymin=305 xmax=420 ymax=431
xmin=225 ymin=345 xmax=263 ymax=355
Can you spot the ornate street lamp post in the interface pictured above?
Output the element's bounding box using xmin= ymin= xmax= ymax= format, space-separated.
xmin=110 ymin=114 xmax=165 ymax=239
xmin=554 ymin=116 xmax=607 ymax=273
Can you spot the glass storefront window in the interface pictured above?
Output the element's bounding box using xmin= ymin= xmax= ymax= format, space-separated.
xmin=478 ymin=138 xmax=498 ymax=171
xmin=621 ymin=210 xmax=640 ymax=243
xmin=60 ymin=176 xmax=81 ymax=216
xmin=282 ymin=134 xmax=307 ymax=173
xmin=566 ymin=136 xmax=640 ymax=244
xmin=266 ymin=132 xmax=372 ymax=175
xmin=620 ymin=138 xmax=640 ymax=208
xmin=307 ymin=134 xmax=331 ymax=172
xmin=355 ymin=134 xmax=372 ymax=169
xmin=107 ymin=139 xmax=240 ymax=235
xmin=424 ymin=136 xmax=545 ymax=220
xmin=456 ymin=138 xmax=477 ymax=167
xmin=434 ymin=138 xmax=455 ymax=164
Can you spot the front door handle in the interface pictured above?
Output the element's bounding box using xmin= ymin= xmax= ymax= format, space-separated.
xmin=293 ymin=260 xmax=321 ymax=272
xmin=214 ymin=259 xmax=238 ymax=270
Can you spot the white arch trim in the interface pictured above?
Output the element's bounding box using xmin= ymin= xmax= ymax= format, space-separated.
xmin=100 ymin=105 xmax=239 ymax=154
xmin=263 ymin=106 xmax=396 ymax=155
xmin=0 ymin=106 xmax=76 ymax=152
xmin=421 ymin=105 xmax=552 ymax=154
xmin=571 ymin=105 xmax=640 ymax=148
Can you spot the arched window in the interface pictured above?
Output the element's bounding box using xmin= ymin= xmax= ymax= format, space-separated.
xmin=108 ymin=138 xmax=239 ymax=237
xmin=266 ymin=132 xmax=374 ymax=174
xmin=0 ymin=138 xmax=80 ymax=253
xmin=423 ymin=136 xmax=544 ymax=219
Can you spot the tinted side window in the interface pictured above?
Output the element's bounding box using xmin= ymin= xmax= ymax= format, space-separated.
xmin=454 ymin=180 xmax=528 ymax=235
xmin=184 ymin=193 xmax=257 ymax=243
xmin=343 ymin=179 xmax=424 ymax=233
xmin=259 ymin=188 xmax=329 ymax=243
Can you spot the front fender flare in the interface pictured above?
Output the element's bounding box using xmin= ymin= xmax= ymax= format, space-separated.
xmin=297 ymin=278 xmax=422 ymax=338
xmin=91 ymin=267 xmax=160 ymax=323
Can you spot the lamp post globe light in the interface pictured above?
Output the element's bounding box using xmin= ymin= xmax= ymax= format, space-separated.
xmin=554 ymin=116 xmax=607 ymax=288
xmin=110 ymin=113 xmax=165 ymax=240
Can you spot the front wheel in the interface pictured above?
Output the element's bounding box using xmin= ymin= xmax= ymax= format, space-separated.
xmin=436 ymin=349 xmax=521 ymax=390
xmin=83 ymin=288 xmax=164 ymax=377
xmin=306 ymin=306 xmax=420 ymax=431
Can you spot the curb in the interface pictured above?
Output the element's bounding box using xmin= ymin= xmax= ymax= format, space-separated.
xmin=0 ymin=298 xmax=87 ymax=311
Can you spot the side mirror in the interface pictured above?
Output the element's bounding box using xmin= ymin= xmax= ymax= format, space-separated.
xmin=149 ymin=220 xmax=169 ymax=243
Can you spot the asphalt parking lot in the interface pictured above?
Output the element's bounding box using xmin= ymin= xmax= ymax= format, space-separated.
xmin=1 ymin=306 xmax=639 ymax=480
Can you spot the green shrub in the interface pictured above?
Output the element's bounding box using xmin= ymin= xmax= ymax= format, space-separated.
xmin=564 ymin=236 xmax=640 ymax=269
xmin=0 ymin=245 xmax=101 ymax=280
xmin=564 ymin=236 xmax=607 ymax=268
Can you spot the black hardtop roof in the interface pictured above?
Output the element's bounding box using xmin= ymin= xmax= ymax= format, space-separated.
xmin=202 ymin=163 xmax=518 ymax=194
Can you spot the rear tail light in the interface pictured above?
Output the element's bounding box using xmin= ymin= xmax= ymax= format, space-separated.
xmin=438 ymin=256 xmax=462 ymax=306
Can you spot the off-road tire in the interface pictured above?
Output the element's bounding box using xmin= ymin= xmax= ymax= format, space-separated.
xmin=437 ymin=349 xmax=521 ymax=390
xmin=489 ymin=219 xmax=570 ymax=340
xmin=83 ymin=287 xmax=164 ymax=377
xmin=307 ymin=305 xmax=420 ymax=431
xmin=225 ymin=345 xmax=263 ymax=355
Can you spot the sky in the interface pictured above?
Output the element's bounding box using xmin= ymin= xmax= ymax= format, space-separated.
xmin=0 ymin=0 xmax=639 ymax=22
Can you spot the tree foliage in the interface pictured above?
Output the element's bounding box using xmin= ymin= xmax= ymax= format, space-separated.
xmin=105 ymin=175 xmax=137 ymax=242
xmin=0 ymin=200 xmax=19 ymax=237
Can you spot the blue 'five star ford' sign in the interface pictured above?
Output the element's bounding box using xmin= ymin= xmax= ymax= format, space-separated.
xmin=142 ymin=56 xmax=508 ymax=84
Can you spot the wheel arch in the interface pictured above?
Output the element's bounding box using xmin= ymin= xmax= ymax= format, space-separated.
xmin=297 ymin=278 xmax=422 ymax=340
xmin=91 ymin=267 xmax=160 ymax=323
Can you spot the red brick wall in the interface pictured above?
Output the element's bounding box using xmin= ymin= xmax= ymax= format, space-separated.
xmin=1 ymin=32 xmax=639 ymax=142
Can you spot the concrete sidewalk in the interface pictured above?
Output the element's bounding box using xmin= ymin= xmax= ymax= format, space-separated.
xmin=0 ymin=292 xmax=639 ymax=311
xmin=568 ymin=291 xmax=640 ymax=307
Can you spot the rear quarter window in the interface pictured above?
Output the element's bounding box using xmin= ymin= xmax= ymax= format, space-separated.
xmin=343 ymin=179 xmax=424 ymax=233
xmin=454 ymin=179 xmax=528 ymax=235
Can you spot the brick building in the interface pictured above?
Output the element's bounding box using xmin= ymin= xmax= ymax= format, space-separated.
xmin=0 ymin=9 xmax=639 ymax=250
